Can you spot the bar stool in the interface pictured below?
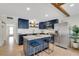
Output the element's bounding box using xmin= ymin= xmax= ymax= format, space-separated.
xmin=30 ymin=40 xmax=40 ymax=56
xmin=33 ymin=39 xmax=43 ymax=56
xmin=37 ymin=39 xmax=44 ymax=55
xmin=43 ymin=37 xmax=54 ymax=54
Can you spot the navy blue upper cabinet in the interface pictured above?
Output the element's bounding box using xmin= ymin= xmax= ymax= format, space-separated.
xmin=39 ymin=22 xmax=46 ymax=29
xmin=49 ymin=19 xmax=58 ymax=24
xmin=48 ymin=19 xmax=58 ymax=28
xmin=18 ymin=18 xmax=29 ymax=29
xmin=39 ymin=19 xmax=58 ymax=29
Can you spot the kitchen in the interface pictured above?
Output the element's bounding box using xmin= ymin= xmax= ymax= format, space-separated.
xmin=0 ymin=3 xmax=79 ymax=56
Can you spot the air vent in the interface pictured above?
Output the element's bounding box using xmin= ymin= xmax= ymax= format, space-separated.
xmin=7 ymin=17 xmax=13 ymax=19
xmin=2 ymin=21 xmax=5 ymax=24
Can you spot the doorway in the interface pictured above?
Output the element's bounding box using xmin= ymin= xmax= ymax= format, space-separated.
xmin=8 ymin=26 xmax=14 ymax=50
xmin=9 ymin=26 xmax=14 ymax=44
xmin=7 ymin=24 xmax=17 ymax=46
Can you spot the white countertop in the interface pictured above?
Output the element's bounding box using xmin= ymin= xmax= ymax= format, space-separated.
xmin=23 ymin=35 xmax=51 ymax=40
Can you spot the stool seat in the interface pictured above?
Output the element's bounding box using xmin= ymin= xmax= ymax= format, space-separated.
xmin=30 ymin=40 xmax=40 ymax=47
xmin=43 ymin=37 xmax=54 ymax=54
xmin=29 ymin=40 xmax=41 ymax=55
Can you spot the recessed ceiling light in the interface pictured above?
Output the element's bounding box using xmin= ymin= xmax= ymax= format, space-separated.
xmin=45 ymin=14 xmax=48 ymax=17
xmin=26 ymin=7 xmax=30 ymax=11
xmin=70 ymin=4 xmax=74 ymax=7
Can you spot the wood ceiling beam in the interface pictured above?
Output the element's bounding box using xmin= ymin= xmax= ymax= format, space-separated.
xmin=51 ymin=3 xmax=70 ymax=17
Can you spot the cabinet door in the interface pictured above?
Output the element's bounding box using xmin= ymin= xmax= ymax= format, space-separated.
xmin=46 ymin=19 xmax=58 ymax=29
xmin=54 ymin=22 xmax=69 ymax=48
xmin=50 ymin=19 xmax=58 ymax=29
xmin=19 ymin=35 xmax=23 ymax=45
xmin=18 ymin=18 xmax=29 ymax=29
xmin=39 ymin=22 xmax=46 ymax=29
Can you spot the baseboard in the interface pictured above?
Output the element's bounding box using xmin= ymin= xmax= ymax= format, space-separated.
xmin=56 ymin=45 xmax=67 ymax=49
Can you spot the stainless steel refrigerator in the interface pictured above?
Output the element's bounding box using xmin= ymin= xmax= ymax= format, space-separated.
xmin=54 ymin=22 xmax=70 ymax=49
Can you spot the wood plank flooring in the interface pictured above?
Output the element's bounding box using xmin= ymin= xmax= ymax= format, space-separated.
xmin=0 ymin=39 xmax=79 ymax=56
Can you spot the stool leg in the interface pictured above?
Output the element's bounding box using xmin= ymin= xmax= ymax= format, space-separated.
xmin=44 ymin=42 xmax=54 ymax=54
xmin=32 ymin=47 xmax=35 ymax=56
xmin=34 ymin=46 xmax=38 ymax=56
xmin=48 ymin=37 xmax=54 ymax=54
xmin=40 ymin=45 xmax=43 ymax=55
xmin=43 ymin=42 xmax=49 ymax=54
xmin=36 ymin=46 xmax=40 ymax=56
xmin=34 ymin=47 xmax=36 ymax=56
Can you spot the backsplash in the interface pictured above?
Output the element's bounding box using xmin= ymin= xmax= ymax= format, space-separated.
xmin=18 ymin=28 xmax=55 ymax=34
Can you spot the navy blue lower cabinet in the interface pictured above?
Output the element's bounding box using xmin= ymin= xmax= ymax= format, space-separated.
xmin=18 ymin=34 xmax=27 ymax=45
xmin=19 ymin=35 xmax=23 ymax=45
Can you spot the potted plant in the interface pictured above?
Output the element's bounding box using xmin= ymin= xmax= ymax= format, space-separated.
xmin=71 ymin=25 xmax=79 ymax=48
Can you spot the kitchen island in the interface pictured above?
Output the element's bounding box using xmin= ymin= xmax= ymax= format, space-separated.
xmin=23 ymin=35 xmax=51 ymax=56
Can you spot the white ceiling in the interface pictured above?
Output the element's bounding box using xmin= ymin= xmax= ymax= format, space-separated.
xmin=0 ymin=3 xmax=79 ymax=22
xmin=62 ymin=3 xmax=79 ymax=16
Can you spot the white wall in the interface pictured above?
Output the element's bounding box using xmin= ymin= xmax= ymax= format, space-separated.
xmin=0 ymin=15 xmax=19 ymax=46
xmin=0 ymin=16 xmax=6 ymax=47
xmin=0 ymin=20 xmax=3 ymax=47
xmin=5 ymin=16 xmax=18 ymax=44
xmin=61 ymin=14 xmax=79 ymax=27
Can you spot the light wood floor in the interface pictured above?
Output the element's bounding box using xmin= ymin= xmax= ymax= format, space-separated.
xmin=0 ymin=39 xmax=79 ymax=56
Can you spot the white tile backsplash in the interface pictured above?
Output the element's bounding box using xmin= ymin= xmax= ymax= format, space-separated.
xmin=18 ymin=28 xmax=42 ymax=34
xmin=18 ymin=28 xmax=55 ymax=35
